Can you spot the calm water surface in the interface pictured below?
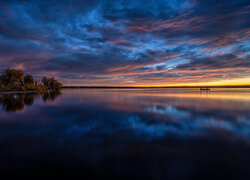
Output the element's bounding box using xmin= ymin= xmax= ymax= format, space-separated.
xmin=0 ymin=88 xmax=250 ymax=179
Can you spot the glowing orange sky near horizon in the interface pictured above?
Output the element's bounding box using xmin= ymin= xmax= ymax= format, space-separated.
xmin=64 ymin=77 xmax=250 ymax=87
xmin=133 ymin=77 xmax=250 ymax=87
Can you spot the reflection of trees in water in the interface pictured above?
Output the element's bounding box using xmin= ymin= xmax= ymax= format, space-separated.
xmin=0 ymin=94 xmax=26 ymax=112
xmin=42 ymin=90 xmax=62 ymax=102
xmin=0 ymin=90 xmax=62 ymax=112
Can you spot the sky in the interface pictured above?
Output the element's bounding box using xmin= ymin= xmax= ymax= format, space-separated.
xmin=0 ymin=0 xmax=249 ymax=86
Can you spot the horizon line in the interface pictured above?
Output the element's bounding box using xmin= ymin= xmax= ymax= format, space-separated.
xmin=62 ymin=85 xmax=250 ymax=88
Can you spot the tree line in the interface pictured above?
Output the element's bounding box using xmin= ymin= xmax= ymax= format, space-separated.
xmin=0 ymin=68 xmax=62 ymax=91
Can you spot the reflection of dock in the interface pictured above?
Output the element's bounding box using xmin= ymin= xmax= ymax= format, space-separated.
xmin=200 ymin=88 xmax=210 ymax=91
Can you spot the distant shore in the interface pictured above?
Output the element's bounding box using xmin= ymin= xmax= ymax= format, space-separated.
xmin=62 ymin=85 xmax=250 ymax=89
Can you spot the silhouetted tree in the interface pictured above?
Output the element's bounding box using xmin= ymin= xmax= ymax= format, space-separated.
xmin=24 ymin=75 xmax=34 ymax=85
xmin=49 ymin=77 xmax=62 ymax=90
xmin=0 ymin=69 xmax=24 ymax=88
xmin=42 ymin=76 xmax=49 ymax=87
xmin=42 ymin=76 xmax=62 ymax=90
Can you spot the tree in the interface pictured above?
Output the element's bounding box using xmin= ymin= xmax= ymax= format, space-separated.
xmin=47 ymin=77 xmax=62 ymax=90
xmin=42 ymin=76 xmax=49 ymax=87
xmin=0 ymin=68 xmax=24 ymax=88
xmin=24 ymin=75 xmax=34 ymax=85
xmin=0 ymin=74 xmax=3 ymax=89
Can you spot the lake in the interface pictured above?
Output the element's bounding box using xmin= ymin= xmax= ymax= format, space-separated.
xmin=0 ymin=88 xmax=250 ymax=179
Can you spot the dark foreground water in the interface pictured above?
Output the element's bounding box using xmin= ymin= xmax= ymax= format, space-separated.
xmin=0 ymin=88 xmax=250 ymax=179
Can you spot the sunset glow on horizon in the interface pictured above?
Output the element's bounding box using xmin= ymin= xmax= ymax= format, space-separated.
xmin=0 ymin=0 xmax=249 ymax=86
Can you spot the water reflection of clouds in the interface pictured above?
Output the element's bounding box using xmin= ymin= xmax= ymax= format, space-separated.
xmin=146 ymin=105 xmax=190 ymax=119
xmin=1 ymin=89 xmax=250 ymax=178
xmin=0 ymin=89 xmax=250 ymax=144
xmin=143 ymin=104 xmax=250 ymax=140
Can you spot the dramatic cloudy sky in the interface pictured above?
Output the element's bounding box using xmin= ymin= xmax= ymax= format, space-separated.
xmin=0 ymin=0 xmax=249 ymax=86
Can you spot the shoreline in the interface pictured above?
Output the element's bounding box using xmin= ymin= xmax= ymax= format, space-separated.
xmin=62 ymin=86 xmax=250 ymax=89
xmin=1 ymin=86 xmax=250 ymax=95
xmin=0 ymin=90 xmax=53 ymax=95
